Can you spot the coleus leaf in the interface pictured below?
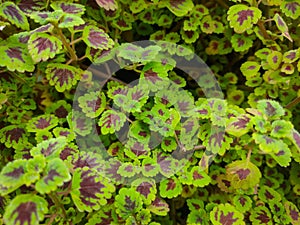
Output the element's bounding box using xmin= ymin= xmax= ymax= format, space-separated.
xmin=115 ymin=188 xmax=143 ymax=219
xmin=284 ymin=201 xmax=300 ymax=225
xmin=82 ymin=25 xmax=114 ymax=50
xmin=283 ymin=49 xmax=299 ymax=63
xmin=187 ymin=209 xmax=209 ymax=225
xmin=188 ymin=166 xmax=211 ymax=187
xmin=68 ymin=111 xmax=93 ymax=136
xmin=26 ymin=114 xmax=59 ymax=132
xmin=258 ymin=185 xmax=281 ymax=203
xmin=46 ymin=63 xmax=82 ymax=92
xmin=0 ymin=41 xmax=35 ymax=72
xmin=231 ymin=33 xmax=253 ymax=52
xmin=280 ymin=1 xmax=300 ymax=19
xmin=225 ymin=159 xmax=262 ymax=190
xmin=0 ymin=125 xmax=28 ymax=148
xmin=71 ymin=167 xmax=115 ymax=212
xmin=227 ymin=4 xmax=262 ymax=33
xmin=166 ymin=0 xmax=194 ymax=17
xmin=86 ymin=207 xmax=116 ymax=225
xmin=147 ymin=197 xmax=169 ymax=216
xmin=288 ymin=128 xmax=300 ymax=152
xmin=128 ymin=121 xmax=151 ymax=144
xmin=28 ymin=32 xmax=62 ymax=63
xmin=58 ymin=14 xmax=85 ymax=28
xmin=240 ymin=61 xmax=261 ymax=78
xmin=273 ymin=13 xmax=293 ymax=42
xmin=256 ymin=99 xmax=285 ymax=119
xmin=232 ymin=195 xmax=252 ymax=213
xmin=124 ymin=138 xmax=150 ymax=159
xmin=249 ymin=206 xmax=273 ymax=225
xmin=29 ymin=10 xmax=64 ymax=25
xmin=78 ymin=91 xmax=106 ymax=118
xmin=132 ymin=178 xmax=157 ymax=205
xmin=281 ymin=63 xmax=295 ymax=74
xmin=3 ymin=194 xmax=48 ymax=225
xmin=0 ymin=157 xmax=43 ymax=195
xmin=159 ymin=176 xmax=182 ymax=198
xmin=270 ymin=120 xmax=293 ymax=138
xmin=226 ymin=114 xmax=252 ymax=137
xmin=96 ymin=0 xmax=118 ymax=11
xmin=30 ymin=137 xmax=67 ymax=159
xmin=141 ymin=157 xmax=160 ymax=177
xmin=267 ymin=51 xmax=282 ymax=70
xmin=98 ymin=109 xmax=127 ymax=135
xmin=18 ymin=0 xmax=45 ymax=13
xmin=50 ymin=1 xmax=86 ymax=15
xmin=0 ymin=2 xmax=29 ymax=30
xmin=117 ymin=162 xmax=138 ymax=178
xmin=156 ymin=152 xmax=177 ymax=177
xmin=35 ymin=158 xmax=71 ymax=194
xmin=210 ymin=203 xmax=245 ymax=225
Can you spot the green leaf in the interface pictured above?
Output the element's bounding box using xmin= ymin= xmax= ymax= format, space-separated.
xmin=273 ymin=13 xmax=293 ymax=42
xmin=115 ymin=188 xmax=143 ymax=219
xmin=78 ymin=91 xmax=106 ymax=118
xmin=256 ymin=99 xmax=285 ymax=119
xmin=226 ymin=114 xmax=252 ymax=137
xmin=240 ymin=61 xmax=261 ymax=78
xmin=187 ymin=209 xmax=209 ymax=225
xmin=50 ymin=1 xmax=86 ymax=15
xmin=71 ymin=167 xmax=115 ymax=212
xmin=267 ymin=51 xmax=282 ymax=70
xmin=0 ymin=125 xmax=28 ymax=149
xmin=280 ymin=1 xmax=300 ymax=19
xmin=249 ymin=206 xmax=273 ymax=225
xmin=232 ymin=195 xmax=252 ymax=213
xmin=188 ymin=166 xmax=211 ymax=187
xmin=98 ymin=109 xmax=127 ymax=135
xmin=3 ymin=194 xmax=48 ymax=225
xmin=270 ymin=120 xmax=293 ymax=138
xmin=58 ymin=14 xmax=85 ymax=28
xmin=0 ymin=2 xmax=29 ymax=30
xmin=82 ymin=25 xmax=114 ymax=50
xmin=95 ymin=0 xmax=118 ymax=11
xmin=231 ymin=33 xmax=253 ymax=52
xmin=26 ymin=114 xmax=59 ymax=132
xmin=30 ymin=137 xmax=67 ymax=159
xmin=159 ymin=176 xmax=182 ymax=198
xmin=132 ymin=178 xmax=157 ymax=205
xmin=284 ymin=201 xmax=300 ymax=225
xmin=258 ymin=185 xmax=281 ymax=203
xmin=117 ymin=162 xmax=138 ymax=178
xmin=28 ymin=32 xmax=62 ymax=63
xmin=210 ymin=203 xmax=245 ymax=225
xmin=68 ymin=111 xmax=93 ymax=136
xmin=225 ymin=160 xmax=262 ymax=190
xmin=227 ymin=4 xmax=262 ymax=33
xmin=166 ymin=0 xmax=194 ymax=17
xmin=147 ymin=197 xmax=169 ymax=216
xmin=0 ymin=40 xmax=35 ymax=72
xmin=283 ymin=49 xmax=299 ymax=63
xmin=45 ymin=63 xmax=82 ymax=92
xmin=35 ymin=158 xmax=71 ymax=194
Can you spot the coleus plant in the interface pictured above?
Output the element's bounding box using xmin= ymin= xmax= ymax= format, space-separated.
xmin=0 ymin=0 xmax=300 ymax=225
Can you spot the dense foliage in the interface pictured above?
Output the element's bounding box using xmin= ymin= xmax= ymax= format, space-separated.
xmin=0 ymin=0 xmax=300 ymax=224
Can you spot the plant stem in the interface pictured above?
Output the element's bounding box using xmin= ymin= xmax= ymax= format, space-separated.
xmin=53 ymin=24 xmax=78 ymax=63
xmin=257 ymin=20 xmax=271 ymax=40
xmin=193 ymin=145 xmax=206 ymax=150
xmin=70 ymin=37 xmax=83 ymax=46
xmin=285 ymin=96 xmax=300 ymax=109
xmin=170 ymin=199 xmax=177 ymax=225
xmin=49 ymin=192 xmax=67 ymax=219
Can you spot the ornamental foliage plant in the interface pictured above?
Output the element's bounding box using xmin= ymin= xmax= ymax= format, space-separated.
xmin=0 ymin=0 xmax=300 ymax=225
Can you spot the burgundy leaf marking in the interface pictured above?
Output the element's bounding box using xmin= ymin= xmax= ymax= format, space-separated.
xmin=256 ymin=210 xmax=270 ymax=223
xmin=79 ymin=170 xmax=105 ymax=207
xmin=60 ymin=147 xmax=76 ymax=160
xmin=124 ymin=196 xmax=136 ymax=211
xmin=136 ymin=182 xmax=152 ymax=198
xmin=60 ymin=3 xmax=82 ymax=14
xmin=290 ymin=209 xmax=299 ymax=221
xmin=73 ymin=154 xmax=99 ymax=169
xmin=3 ymin=5 xmax=24 ymax=23
xmin=265 ymin=190 xmax=274 ymax=200
xmin=193 ymin=170 xmax=204 ymax=180
xmin=239 ymin=197 xmax=246 ymax=206
xmin=6 ymin=47 xmax=24 ymax=63
xmin=19 ymin=0 xmax=44 ymax=13
xmin=292 ymin=131 xmax=300 ymax=148
xmin=41 ymin=142 xmax=58 ymax=157
xmin=34 ymin=118 xmax=51 ymax=129
xmin=4 ymin=166 xmax=24 ymax=179
xmin=285 ymin=2 xmax=300 ymax=14
xmin=237 ymin=10 xmax=254 ymax=25
xmin=11 ymin=202 xmax=37 ymax=225
xmin=5 ymin=128 xmax=25 ymax=143
xmin=33 ymin=37 xmax=56 ymax=54
xmin=88 ymin=28 xmax=109 ymax=47
xmin=219 ymin=211 xmax=238 ymax=225
xmin=131 ymin=89 xmax=144 ymax=101
xmin=51 ymin=68 xmax=74 ymax=87
xmin=44 ymin=169 xmax=62 ymax=184
xmin=166 ymin=178 xmax=176 ymax=191
xmin=131 ymin=142 xmax=147 ymax=156
xmin=102 ymin=113 xmax=120 ymax=129
xmin=144 ymin=69 xmax=162 ymax=84
xmin=236 ymin=168 xmax=250 ymax=180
